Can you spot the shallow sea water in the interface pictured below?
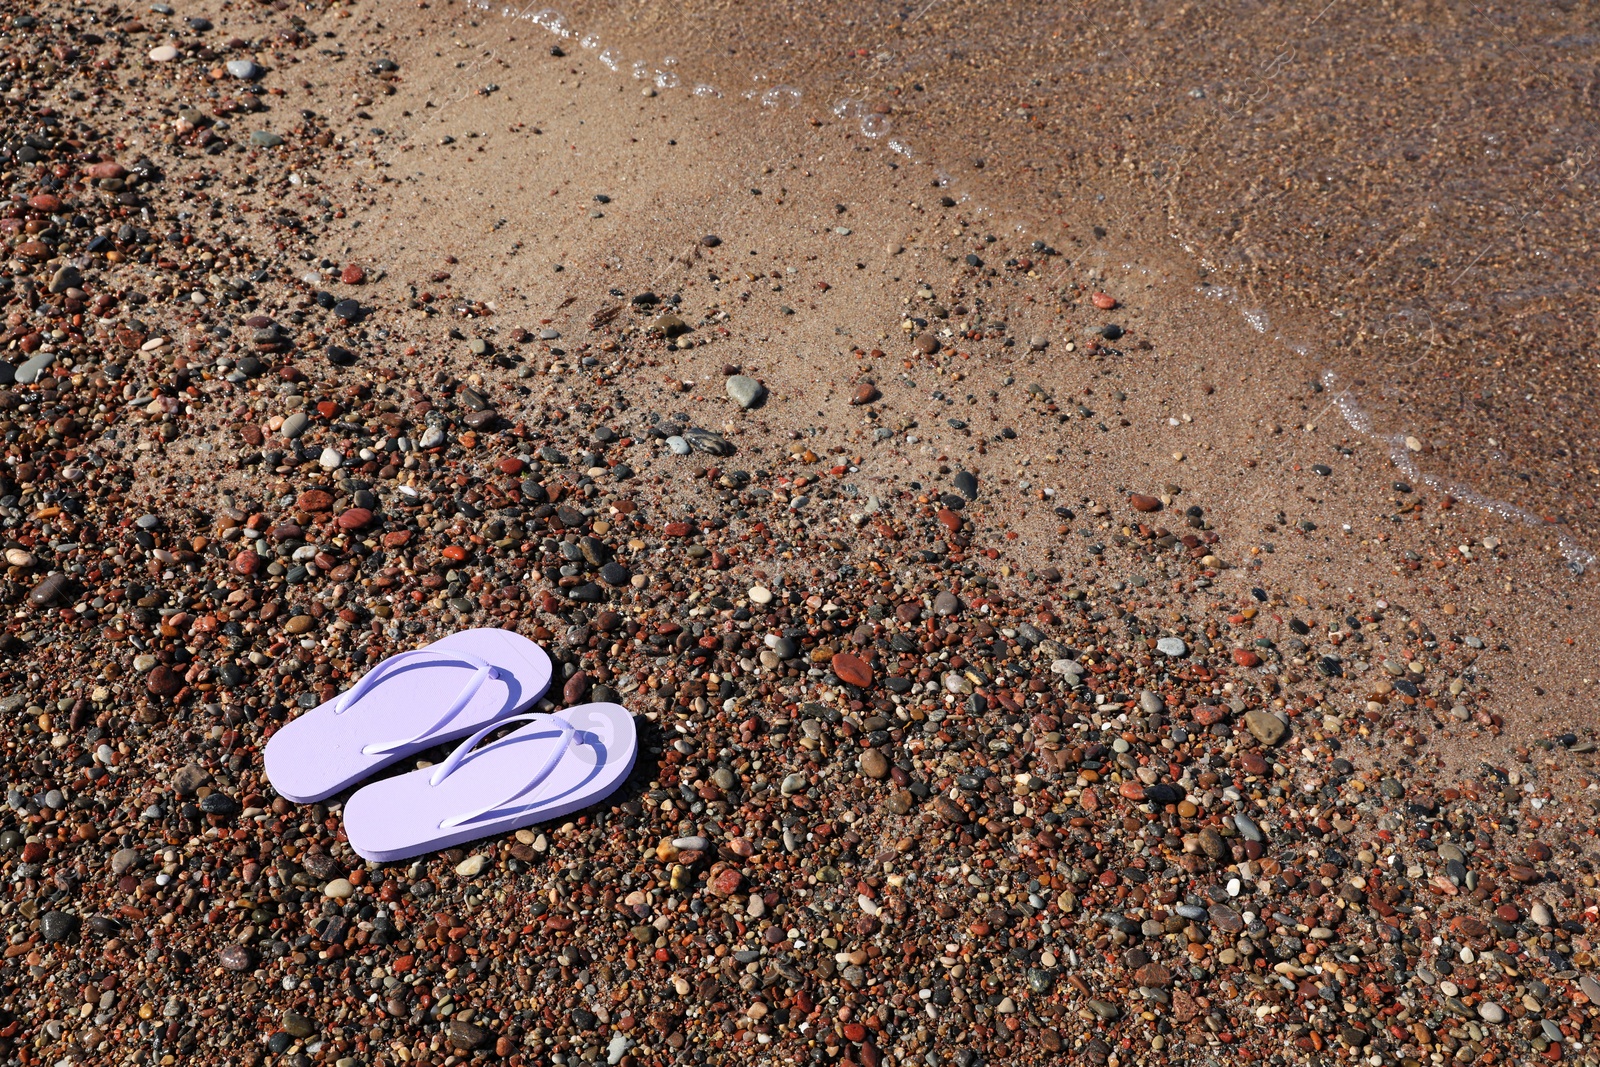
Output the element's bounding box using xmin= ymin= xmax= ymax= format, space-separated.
xmin=455 ymin=0 xmax=1600 ymax=573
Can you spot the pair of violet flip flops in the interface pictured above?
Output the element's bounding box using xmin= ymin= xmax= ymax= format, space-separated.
xmin=263 ymin=628 xmax=636 ymax=862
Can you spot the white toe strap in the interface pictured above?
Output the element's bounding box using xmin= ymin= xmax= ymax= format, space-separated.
xmin=429 ymin=711 xmax=587 ymax=829
xmin=331 ymin=647 xmax=502 ymax=757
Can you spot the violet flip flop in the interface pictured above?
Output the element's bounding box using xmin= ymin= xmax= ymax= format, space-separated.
xmin=343 ymin=701 xmax=637 ymax=862
xmin=264 ymin=628 xmax=552 ymax=804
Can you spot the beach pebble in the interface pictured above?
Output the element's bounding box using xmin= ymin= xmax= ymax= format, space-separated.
xmin=1156 ymin=637 xmax=1188 ymax=657
xmin=830 ymin=652 xmax=873 ymax=688
xmin=27 ymin=575 xmax=69 ymax=607
xmin=219 ymin=944 xmax=255 ymax=971
xmin=446 ymin=1021 xmax=491 ymax=1050
xmin=227 ymin=59 xmax=262 ymax=79
xmin=726 ymin=375 xmax=766 ymax=409
xmin=149 ymin=45 xmax=179 ymax=62
xmin=40 ymin=911 xmax=78 ymax=943
xmin=1244 ymin=709 xmax=1288 ymax=746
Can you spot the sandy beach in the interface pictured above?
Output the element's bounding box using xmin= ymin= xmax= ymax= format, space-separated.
xmin=1 ymin=1 xmax=1598 ymax=1065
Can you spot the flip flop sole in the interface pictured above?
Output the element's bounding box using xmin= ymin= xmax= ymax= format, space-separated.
xmin=344 ymin=702 xmax=637 ymax=862
xmin=264 ymin=628 xmax=552 ymax=803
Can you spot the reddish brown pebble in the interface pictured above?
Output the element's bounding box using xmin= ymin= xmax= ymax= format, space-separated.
xmin=341 ymin=263 xmax=366 ymax=284
xmin=1232 ymin=648 xmax=1261 ymax=667
xmin=84 ymin=161 xmax=127 ymax=180
xmin=297 ymin=489 xmax=333 ymax=512
xmin=851 ymin=382 xmax=880 ymax=405
xmin=563 ymin=671 xmax=590 ymax=704
xmin=831 ymin=652 xmax=873 ymax=688
xmin=336 ymin=508 xmax=373 ymax=530
xmin=1091 ymin=291 xmax=1117 ymax=309
xmin=239 ymin=424 xmax=265 ymax=447
xmin=1239 ymin=752 xmax=1268 ymax=775
xmin=232 ymin=550 xmax=261 ymax=576
xmin=711 ymin=868 xmax=743 ymax=896
xmin=1134 ymin=962 xmax=1172 ymax=987
xmin=663 ymin=521 xmax=692 ymax=537
xmin=498 ymin=456 xmax=525 ymax=475
xmin=146 ymin=665 xmax=181 ymax=697
xmin=1129 ymin=493 xmax=1162 ymax=512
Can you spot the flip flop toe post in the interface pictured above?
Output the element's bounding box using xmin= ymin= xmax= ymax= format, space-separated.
xmin=264 ymin=628 xmax=552 ymax=803
xmin=344 ymin=702 xmax=637 ymax=862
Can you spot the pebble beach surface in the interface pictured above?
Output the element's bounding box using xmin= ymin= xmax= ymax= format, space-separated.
xmin=2 ymin=3 xmax=1600 ymax=1067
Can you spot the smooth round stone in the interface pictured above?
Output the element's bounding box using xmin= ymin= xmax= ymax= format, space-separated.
xmin=29 ymin=575 xmax=67 ymax=607
xmin=219 ymin=944 xmax=255 ymax=971
xmin=227 ymin=59 xmax=261 ymax=79
xmin=250 ymin=131 xmax=284 ymax=148
xmin=859 ymin=750 xmax=889 ymax=779
xmin=4 ymin=548 xmax=34 ymax=567
xmin=1244 ymin=708 xmax=1288 ymax=746
xmin=1477 ymin=1002 xmax=1504 ymax=1024
xmin=15 ymin=352 xmax=55 ymax=384
xmin=747 ymin=586 xmax=773 ymax=605
xmin=1156 ymin=637 xmax=1188 ymax=657
xmin=281 ymin=411 xmax=309 ymax=439
xmin=40 ymin=911 xmax=78 ymax=943
xmin=831 ymin=652 xmax=873 ymax=688
xmin=336 ymin=508 xmax=373 ymax=530
xmin=149 ymin=45 xmax=179 ymax=62
xmin=666 ymin=436 xmax=691 ymax=456
xmin=323 ymin=878 xmax=354 ymax=899
xmin=454 ymin=854 xmax=488 ymax=878
xmin=726 ymin=375 xmax=766 ymax=409
xmin=319 ymin=447 xmax=343 ymax=470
